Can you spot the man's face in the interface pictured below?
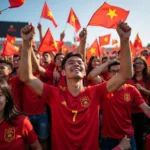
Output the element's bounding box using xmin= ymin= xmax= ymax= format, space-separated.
xmin=42 ymin=53 xmax=51 ymax=64
xmin=141 ymin=51 xmax=149 ymax=59
xmin=63 ymin=56 xmax=86 ymax=79
xmin=109 ymin=65 xmax=120 ymax=78
xmin=0 ymin=63 xmax=11 ymax=78
xmin=13 ymin=56 xmax=20 ymax=69
xmin=55 ymin=54 xmax=64 ymax=67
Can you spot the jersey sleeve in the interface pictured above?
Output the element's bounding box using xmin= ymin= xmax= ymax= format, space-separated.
xmin=22 ymin=117 xmax=38 ymax=145
xmin=132 ymin=86 xmax=145 ymax=106
xmin=41 ymin=83 xmax=58 ymax=105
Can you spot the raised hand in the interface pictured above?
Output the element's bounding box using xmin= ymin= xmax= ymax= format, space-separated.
xmin=21 ymin=24 xmax=35 ymax=41
xmin=79 ymin=28 xmax=87 ymax=43
xmin=37 ymin=23 xmax=42 ymax=31
xmin=117 ymin=21 xmax=131 ymax=42
xmin=60 ymin=31 xmax=65 ymax=41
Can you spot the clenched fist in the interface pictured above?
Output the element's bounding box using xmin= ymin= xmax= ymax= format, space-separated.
xmin=117 ymin=21 xmax=131 ymax=42
xmin=21 ymin=24 xmax=35 ymax=41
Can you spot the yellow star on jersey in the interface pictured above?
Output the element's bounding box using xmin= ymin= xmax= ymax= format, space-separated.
xmin=90 ymin=48 xmax=96 ymax=54
xmin=107 ymin=9 xmax=117 ymax=20
xmin=48 ymin=11 xmax=53 ymax=18
xmin=71 ymin=15 xmax=76 ymax=22
xmin=104 ymin=37 xmax=108 ymax=42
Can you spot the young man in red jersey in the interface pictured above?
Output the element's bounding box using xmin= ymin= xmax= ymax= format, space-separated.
xmin=20 ymin=21 xmax=132 ymax=150
xmin=100 ymin=60 xmax=150 ymax=150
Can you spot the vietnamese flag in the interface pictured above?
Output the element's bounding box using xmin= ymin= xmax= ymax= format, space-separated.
xmin=38 ymin=28 xmax=58 ymax=53
xmin=133 ymin=34 xmax=143 ymax=49
xmin=62 ymin=45 xmax=70 ymax=54
xmin=109 ymin=45 xmax=119 ymax=56
xmin=99 ymin=34 xmax=111 ymax=46
xmin=9 ymin=0 xmax=25 ymax=8
xmin=112 ymin=39 xmax=118 ymax=45
xmin=6 ymin=34 xmax=16 ymax=44
xmin=67 ymin=8 xmax=81 ymax=33
xmin=2 ymin=41 xmax=19 ymax=56
xmin=87 ymin=2 xmax=129 ymax=29
xmin=41 ymin=2 xmax=57 ymax=27
xmin=86 ymin=39 xmax=100 ymax=61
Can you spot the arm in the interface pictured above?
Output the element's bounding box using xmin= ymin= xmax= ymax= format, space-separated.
xmin=107 ymin=21 xmax=133 ymax=93
xmin=19 ymin=24 xmax=43 ymax=96
xmin=139 ymin=103 xmax=150 ymax=118
xmin=78 ymin=28 xmax=87 ymax=63
xmin=135 ymin=83 xmax=150 ymax=96
xmin=37 ymin=23 xmax=43 ymax=42
xmin=30 ymin=140 xmax=42 ymax=150
xmin=87 ymin=59 xmax=113 ymax=81
xmin=58 ymin=31 xmax=65 ymax=53
xmin=112 ymin=135 xmax=131 ymax=150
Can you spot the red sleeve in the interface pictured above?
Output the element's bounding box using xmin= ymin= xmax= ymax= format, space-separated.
xmin=41 ymin=83 xmax=58 ymax=105
xmin=132 ymin=86 xmax=145 ymax=106
xmin=146 ymin=134 xmax=150 ymax=150
xmin=22 ymin=117 xmax=38 ymax=144
xmin=112 ymin=146 xmax=121 ymax=150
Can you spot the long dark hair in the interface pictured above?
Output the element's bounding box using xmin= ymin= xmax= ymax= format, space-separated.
xmin=132 ymin=56 xmax=150 ymax=87
xmin=87 ymin=56 xmax=100 ymax=75
xmin=0 ymin=79 xmax=21 ymax=125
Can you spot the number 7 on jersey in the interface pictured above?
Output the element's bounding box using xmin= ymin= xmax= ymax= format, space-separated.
xmin=72 ymin=110 xmax=78 ymax=122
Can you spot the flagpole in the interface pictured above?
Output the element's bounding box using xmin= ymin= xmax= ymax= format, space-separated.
xmin=63 ymin=22 xmax=67 ymax=32
xmin=0 ymin=7 xmax=9 ymax=14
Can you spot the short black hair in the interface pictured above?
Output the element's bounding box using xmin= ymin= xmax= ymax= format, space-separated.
xmin=43 ymin=51 xmax=51 ymax=55
xmin=54 ymin=52 xmax=64 ymax=62
xmin=108 ymin=60 xmax=120 ymax=72
xmin=0 ymin=60 xmax=12 ymax=69
xmin=102 ymin=56 xmax=108 ymax=62
xmin=61 ymin=52 xmax=83 ymax=70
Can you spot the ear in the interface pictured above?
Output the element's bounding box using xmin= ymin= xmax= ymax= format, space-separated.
xmin=61 ymin=70 xmax=66 ymax=76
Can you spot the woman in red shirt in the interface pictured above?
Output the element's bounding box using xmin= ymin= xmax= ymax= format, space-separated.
xmin=128 ymin=56 xmax=150 ymax=150
xmin=0 ymin=79 xmax=41 ymax=150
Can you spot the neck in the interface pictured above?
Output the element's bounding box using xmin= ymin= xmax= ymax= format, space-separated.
xmin=0 ymin=111 xmax=4 ymax=123
xmin=135 ymin=71 xmax=143 ymax=80
xmin=67 ymin=78 xmax=84 ymax=96
xmin=57 ymin=66 xmax=62 ymax=72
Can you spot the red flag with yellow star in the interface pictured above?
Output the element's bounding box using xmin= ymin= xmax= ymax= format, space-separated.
xmin=87 ymin=2 xmax=129 ymax=29
xmin=9 ymin=0 xmax=25 ymax=8
xmin=2 ymin=41 xmax=19 ymax=56
xmin=99 ymin=34 xmax=111 ymax=46
xmin=133 ymin=34 xmax=143 ymax=49
xmin=112 ymin=39 xmax=118 ymax=45
xmin=41 ymin=2 xmax=57 ymax=27
xmin=67 ymin=8 xmax=81 ymax=33
xmin=38 ymin=28 xmax=58 ymax=53
xmin=62 ymin=45 xmax=70 ymax=54
xmin=6 ymin=34 xmax=16 ymax=44
xmin=86 ymin=39 xmax=100 ymax=61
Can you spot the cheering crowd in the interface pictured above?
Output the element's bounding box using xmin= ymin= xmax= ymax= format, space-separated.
xmin=0 ymin=20 xmax=150 ymax=150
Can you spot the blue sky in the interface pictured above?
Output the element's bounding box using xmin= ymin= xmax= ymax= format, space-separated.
xmin=0 ymin=0 xmax=150 ymax=47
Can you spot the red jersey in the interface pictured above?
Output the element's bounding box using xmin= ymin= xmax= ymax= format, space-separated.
xmin=101 ymin=72 xmax=110 ymax=81
xmin=0 ymin=116 xmax=37 ymax=150
xmin=127 ymin=79 xmax=150 ymax=113
xmin=101 ymin=84 xmax=144 ymax=139
xmin=42 ymin=82 xmax=107 ymax=150
xmin=54 ymin=71 xmax=67 ymax=87
xmin=22 ymin=73 xmax=46 ymax=115
xmin=146 ymin=134 xmax=150 ymax=150
xmin=8 ymin=76 xmax=23 ymax=111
